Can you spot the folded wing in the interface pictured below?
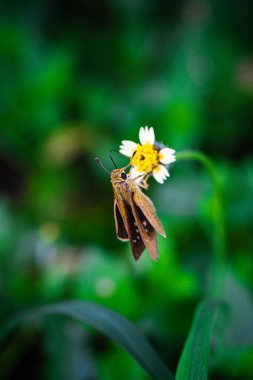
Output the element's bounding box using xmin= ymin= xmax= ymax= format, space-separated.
xmin=114 ymin=196 xmax=145 ymax=260
xmin=133 ymin=188 xmax=166 ymax=238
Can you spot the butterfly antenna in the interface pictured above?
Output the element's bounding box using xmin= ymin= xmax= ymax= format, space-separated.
xmin=109 ymin=149 xmax=118 ymax=169
xmin=94 ymin=158 xmax=110 ymax=174
xmin=110 ymin=148 xmax=132 ymax=170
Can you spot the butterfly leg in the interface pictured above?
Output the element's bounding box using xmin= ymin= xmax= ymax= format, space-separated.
xmin=138 ymin=173 xmax=151 ymax=189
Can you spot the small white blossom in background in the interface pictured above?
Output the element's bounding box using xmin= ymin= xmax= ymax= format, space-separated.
xmin=119 ymin=126 xmax=176 ymax=184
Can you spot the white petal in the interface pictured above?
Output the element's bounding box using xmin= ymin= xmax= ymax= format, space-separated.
xmin=130 ymin=167 xmax=145 ymax=181
xmin=152 ymin=164 xmax=170 ymax=184
xmin=159 ymin=147 xmax=175 ymax=156
xmin=159 ymin=148 xmax=176 ymax=164
xmin=148 ymin=127 xmax=155 ymax=145
xmin=139 ymin=127 xmax=146 ymax=145
xmin=121 ymin=140 xmax=137 ymax=149
xmin=119 ymin=149 xmax=132 ymax=157
xmin=139 ymin=126 xmax=155 ymax=145
xmin=119 ymin=140 xmax=137 ymax=157
xmin=119 ymin=148 xmax=133 ymax=157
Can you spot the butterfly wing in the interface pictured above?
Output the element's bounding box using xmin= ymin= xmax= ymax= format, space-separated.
xmin=130 ymin=196 xmax=158 ymax=261
xmin=133 ymin=187 xmax=166 ymax=237
xmin=114 ymin=195 xmax=145 ymax=260
xmin=114 ymin=199 xmax=128 ymax=241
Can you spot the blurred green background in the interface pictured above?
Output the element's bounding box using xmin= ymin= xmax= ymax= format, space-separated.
xmin=1 ymin=0 xmax=253 ymax=379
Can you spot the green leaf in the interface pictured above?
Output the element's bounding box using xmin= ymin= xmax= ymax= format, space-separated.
xmin=211 ymin=266 xmax=253 ymax=347
xmin=175 ymin=300 xmax=222 ymax=380
xmin=0 ymin=301 xmax=174 ymax=380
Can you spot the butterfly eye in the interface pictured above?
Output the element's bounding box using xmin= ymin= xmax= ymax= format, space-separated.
xmin=121 ymin=172 xmax=127 ymax=180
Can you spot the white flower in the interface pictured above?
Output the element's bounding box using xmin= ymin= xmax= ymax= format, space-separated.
xmin=139 ymin=126 xmax=155 ymax=145
xmin=119 ymin=126 xmax=176 ymax=184
xmin=119 ymin=140 xmax=137 ymax=157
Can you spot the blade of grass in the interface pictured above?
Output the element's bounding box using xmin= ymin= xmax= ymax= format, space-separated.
xmin=0 ymin=301 xmax=174 ymax=380
xmin=176 ymin=300 xmax=222 ymax=380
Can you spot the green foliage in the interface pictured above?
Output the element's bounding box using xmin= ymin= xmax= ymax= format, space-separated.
xmin=0 ymin=0 xmax=253 ymax=379
xmin=176 ymin=300 xmax=222 ymax=380
xmin=0 ymin=301 xmax=173 ymax=380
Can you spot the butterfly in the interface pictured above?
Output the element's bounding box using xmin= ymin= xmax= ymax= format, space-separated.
xmin=95 ymin=156 xmax=166 ymax=261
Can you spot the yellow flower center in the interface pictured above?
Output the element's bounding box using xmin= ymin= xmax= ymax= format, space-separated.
xmin=131 ymin=144 xmax=160 ymax=173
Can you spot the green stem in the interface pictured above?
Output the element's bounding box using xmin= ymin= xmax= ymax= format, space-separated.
xmin=176 ymin=151 xmax=226 ymax=266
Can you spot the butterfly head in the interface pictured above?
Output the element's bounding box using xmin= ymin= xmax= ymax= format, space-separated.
xmin=110 ymin=168 xmax=128 ymax=183
xmin=95 ymin=151 xmax=130 ymax=184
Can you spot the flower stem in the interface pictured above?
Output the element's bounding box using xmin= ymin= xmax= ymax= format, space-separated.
xmin=176 ymin=151 xmax=226 ymax=266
